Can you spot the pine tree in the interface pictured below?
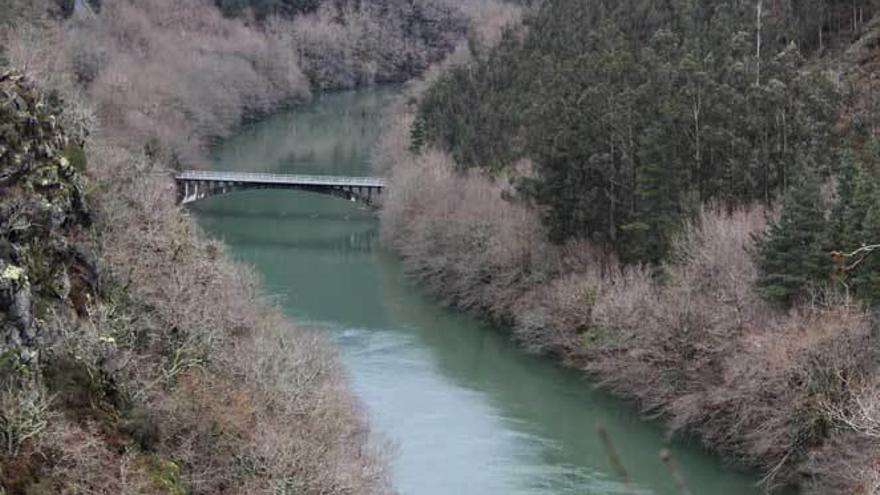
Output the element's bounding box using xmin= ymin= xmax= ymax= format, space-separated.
xmin=834 ymin=141 xmax=880 ymax=303
xmin=409 ymin=115 xmax=427 ymax=156
xmin=849 ymin=199 xmax=880 ymax=303
xmin=412 ymin=0 xmax=845 ymax=263
xmin=755 ymin=168 xmax=833 ymax=304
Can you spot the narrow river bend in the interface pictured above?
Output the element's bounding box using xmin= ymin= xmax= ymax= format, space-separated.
xmin=192 ymin=87 xmax=763 ymax=495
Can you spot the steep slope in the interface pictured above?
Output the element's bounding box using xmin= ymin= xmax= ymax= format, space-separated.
xmin=377 ymin=1 xmax=880 ymax=492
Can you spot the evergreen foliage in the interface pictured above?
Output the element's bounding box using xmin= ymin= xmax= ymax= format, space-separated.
xmin=412 ymin=0 xmax=878 ymax=262
xmin=754 ymin=169 xmax=833 ymax=304
xmin=828 ymin=141 xmax=880 ymax=303
xmin=755 ymin=139 xmax=880 ymax=307
xmin=216 ymin=0 xmax=321 ymax=18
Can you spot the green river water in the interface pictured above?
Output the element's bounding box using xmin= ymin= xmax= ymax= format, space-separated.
xmin=192 ymin=87 xmax=764 ymax=495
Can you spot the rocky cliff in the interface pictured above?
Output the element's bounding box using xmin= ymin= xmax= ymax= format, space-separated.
xmin=0 ymin=69 xmax=95 ymax=402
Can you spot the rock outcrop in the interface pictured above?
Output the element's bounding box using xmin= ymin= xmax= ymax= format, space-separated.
xmin=0 ymin=70 xmax=93 ymax=367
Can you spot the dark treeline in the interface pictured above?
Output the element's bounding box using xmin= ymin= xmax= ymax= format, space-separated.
xmin=215 ymin=0 xmax=322 ymax=17
xmin=216 ymin=0 xmax=462 ymax=22
xmin=414 ymin=0 xmax=880 ymax=305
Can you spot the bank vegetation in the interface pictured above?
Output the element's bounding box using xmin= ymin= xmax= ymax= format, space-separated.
xmin=378 ymin=1 xmax=880 ymax=493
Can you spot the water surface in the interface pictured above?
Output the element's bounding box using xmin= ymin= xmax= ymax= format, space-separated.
xmin=194 ymin=87 xmax=763 ymax=495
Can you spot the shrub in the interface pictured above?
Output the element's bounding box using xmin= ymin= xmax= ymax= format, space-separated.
xmin=44 ymin=0 xmax=473 ymax=167
xmin=90 ymin=143 xmax=392 ymax=493
xmin=0 ymin=387 xmax=52 ymax=456
xmin=59 ymin=0 xmax=312 ymax=166
xmin=290 ymin=2 xmax=467 ymax=89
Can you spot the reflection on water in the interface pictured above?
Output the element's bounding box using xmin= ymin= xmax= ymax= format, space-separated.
xmin=193 ymin=87 xmax=763 ymax=495
xmin=212 ymin=88 xmax=392 ymax=176
xmin=203 ymin=207 xmax=379 ymax=254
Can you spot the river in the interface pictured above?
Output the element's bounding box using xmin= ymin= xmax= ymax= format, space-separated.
xmin=192 ymin=87 xmax=763 ymax=495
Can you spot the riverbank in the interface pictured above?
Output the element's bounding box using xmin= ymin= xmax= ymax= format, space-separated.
xmin=0 ymin=0 xmax=502 ymax=491
xmin=376 ymin=41 xmax=880 ymax=495
xmin=195 ymin=75 xmax=764 ymax=495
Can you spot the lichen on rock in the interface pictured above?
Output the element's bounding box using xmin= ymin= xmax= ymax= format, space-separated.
xmin=1 ymin=264 xmax=25 ymax=282
xmin=0 ymin=69 xmax=95 ymax=364
xmin=0 ymin=259 xmax=33 ymax=347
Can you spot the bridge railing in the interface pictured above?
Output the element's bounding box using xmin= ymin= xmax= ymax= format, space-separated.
xmin=176 ymin=170 xmax=386 ymax=188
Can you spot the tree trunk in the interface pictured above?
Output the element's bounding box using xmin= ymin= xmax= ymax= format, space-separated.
xmin=756 ymin=0 xmax=762 ymax=86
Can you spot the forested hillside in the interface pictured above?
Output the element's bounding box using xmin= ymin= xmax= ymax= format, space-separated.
xmin=417 ymin=1 xmax=876 ymax=262
xmin=378 ymin=1 xmax=880 ymax=492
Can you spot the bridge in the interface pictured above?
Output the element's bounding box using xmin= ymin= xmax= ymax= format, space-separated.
xmin=175 ymin=170 xmax=386 ymax=206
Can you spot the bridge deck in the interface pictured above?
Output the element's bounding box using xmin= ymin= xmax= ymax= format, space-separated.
xmin=176 ymin=170 xmax=386 ymax=188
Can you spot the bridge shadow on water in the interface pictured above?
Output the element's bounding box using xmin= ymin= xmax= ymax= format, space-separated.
xmin=193 ymin=206 xmax=375 ymax=222
xmin=223 ymin=228 xmax=380 ymax=254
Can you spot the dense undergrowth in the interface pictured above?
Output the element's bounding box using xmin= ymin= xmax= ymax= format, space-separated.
xmin=377 ymin=2 xmax=880 ymax=493
xmin=0 ymin=0 xmax=489 ymax=492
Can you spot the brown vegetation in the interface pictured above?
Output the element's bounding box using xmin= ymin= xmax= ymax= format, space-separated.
xmin=3 ymin=0 xmax=471 ymax=169
xmin=44 ymin=0 xmax=309 ymax=166
xmin=377 ymin=82 xmax=880 ymax=493
xmin=290 ymin=1 xmax=467 ymax=90
xmin=0 ymin=0 xmax=484 ymax=491
xmin=0 ymin=0 xmax=504 ymax=489
xmin=85 ymin=143 xmax=391 ymax=493
xmin=0 ymin=62 xmax=390 ymax=495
